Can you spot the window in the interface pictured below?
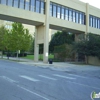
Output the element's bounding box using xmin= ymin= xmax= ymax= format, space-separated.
xmin=36 ymin=0 xmax=40 ymax=13
xmin=69 ymin=9 xmax=72 ymax=21
xmin=57 ymin=5 xmax=61 ymax=18
xmin=61 ymin=6 xmax=65 ymax=19
xmin=76 ymin=11 xmax=79 ymax=23
xmin=40 ymin=1 xmax=45 ymax=14
xmin=50 ymin=3 xmax=53 ymax=16
xmin=72 ymin=10 xmax=76 ymax=22
xmin=53 ymin=4 xmax=57 ymax=17
xmin=93 ymin=17 xmax=96 ymax=28
xmin=7 ymin=0 xmax=13 ymax=6
xmin=30 ymin=0 xmax=35 ymax=11
xmin=19 ymin=0 xmax=24 ymax=9
xmin=13 ymin=0 xmax=19 ymax=8
xmin=79 ymin=12 xmax=83 ymax=24
xmin=1 ymin=0 xmax=7 ymax=5
xmin=89 ymin=15 xmax=92 ymax=27
xmin=82 ymin=14 xmax=85 ymax=25
xmin=97 ymin=18 xmax=100 ymax=29
xmin=25 ymin=0 xmax=30 ymax=10
xmin=95 ymin=18 xmax=98 ymax=28
xmin=65 ymin=8 xmax=68 ymax=20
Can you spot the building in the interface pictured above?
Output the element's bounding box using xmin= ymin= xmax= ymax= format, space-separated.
xmin=0 ymin=0 xmax=100 ymax=63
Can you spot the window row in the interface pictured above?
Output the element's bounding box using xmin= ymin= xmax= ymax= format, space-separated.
xmin=89 ymin=15 xmax=100 ymax=29
xmin=50 ymin=2 xmax=86 ymax=25
xmin=0 ymin=0 xmax=45 ymax=14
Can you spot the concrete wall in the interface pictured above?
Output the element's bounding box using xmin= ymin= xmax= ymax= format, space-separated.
xmin=88 ymin=56 xmax=100 ymax=66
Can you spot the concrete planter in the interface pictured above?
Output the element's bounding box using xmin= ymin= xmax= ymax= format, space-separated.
xmin=88 ymin=56 xmax=100 ymax=66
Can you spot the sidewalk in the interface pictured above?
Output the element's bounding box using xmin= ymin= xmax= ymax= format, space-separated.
xmin=1 ymin=56 xmax=100 ymax=78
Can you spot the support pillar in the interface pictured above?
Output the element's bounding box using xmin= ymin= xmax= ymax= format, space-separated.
xmin=34 ymin=26 xmax=39 ymax=62
xmin=43 ymin=0 xmax=50 ymax=63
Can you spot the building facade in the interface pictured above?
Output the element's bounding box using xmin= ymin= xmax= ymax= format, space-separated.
xmin=0 ymin=0 xmax=100 ymax=63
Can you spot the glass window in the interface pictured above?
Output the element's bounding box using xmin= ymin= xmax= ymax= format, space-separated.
xmin=79 ymin=12 xmax=83 ymax=24
xmin=14 ymin=0 xmax=19 ymax=8
xmin=19 ymin=0 xmax=24 ymax=9
xmin=7 ymin=0 xmax=13 ymax=6
xmin=50 ymin=3 xmax=53 ymax=16
xmin=69 ymin=9 xmax=72 ymax=21
xmin=76 ymin=11 xmax=79 ymax=23
xmin=97 ymin=18 xmax=100 ymax=29
xmin=93 ymin=17 xmax=96 ymax=28
xmin=82 ymin=13 xmax=85 ymax=25
xmin=57 ymin=5 xmax=61 ymax=18
xmin=65 ymin=8 xmax=68 ymax=20
xmin=40 ymin=1 xmax=44 ymax=14
xmin=53 ymin=4 xmax=57 ymax=17
xmin=72 ymin=10 xmax=76 ymax=23
xmin=95 ymin=18 xmax=98 ymax=28
xmin=1 ymin=0 xmax=7 ymax=5
xmin=61 ymin=6 xmax=65 ymax=19
xmin=30 ymin=0 xmax=35 ymax=11
xmin=36 ymin=0 xmax=40 ymax=13
xmin=89 ymin=15 xmax=92 ymax=27
xmin=25 ymin=0 xmax=30 ymax=10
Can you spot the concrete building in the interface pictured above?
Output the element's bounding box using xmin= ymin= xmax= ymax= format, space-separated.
xmin=0 ymin=0 xmax=100 ymax=63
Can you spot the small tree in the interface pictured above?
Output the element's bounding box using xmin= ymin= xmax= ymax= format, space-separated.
xmin=0 ymin=26 xmax=8 ymax=58
xmin=4 ymin=22 xmax=32 ymax=59
xmin=73 ymin=33 xmax=100 ymax=63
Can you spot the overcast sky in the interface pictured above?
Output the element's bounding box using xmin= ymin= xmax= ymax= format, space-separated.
xmin=80 ymin=0 xmax=100 ymax=9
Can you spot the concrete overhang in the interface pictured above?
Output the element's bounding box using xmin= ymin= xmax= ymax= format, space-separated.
xmin=49 ymin=17 xmax=86 ymax=34
xmin=0 ymin=4 xmax=45 ymax=26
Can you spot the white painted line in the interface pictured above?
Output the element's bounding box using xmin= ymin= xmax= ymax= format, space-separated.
xmin=68 ymin=74 xmax=87 ymax=78
xmin=39 ymin=75 xmax=57 ymax=81
xmin=67 ymin=80 xmax=100 ymax=90
xmin=17 ymin=85 xmax=50 ymax=100
xmin=53 ymin=74 xmax=76 ymax=79
xmin=20 ymin=75 xmax=39 ymax=82
xmin=0 ymin=76 xmax=18 ymax=83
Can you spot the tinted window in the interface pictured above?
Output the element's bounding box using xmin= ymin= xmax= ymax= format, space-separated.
xmin=61 ymin=7 xmax=65 ymax=19
xmin=40 ymin=1 xmax=44 ymax=14
xmin=25 ymin=0 xmax=30 ymax=10
xmin=1 ymin=0 xmax=7 ymax=5
xmin=36 ymin=0 xmax=40 ymax=13
xmin=30 ymin=0 xmax=35 ymax=11
xmin=19 ymin=0 xmax=24 ymax=9
xmin=57 ymin=5 xmax=61 ymax=18
xmin=53 ymin=4 xmax=57 ymax=17
xmin=65 ymin=8 xmax=68 ymax=20
xmin=7 ymin=0 xmax=13 ymax=6
xmin=14 ymin=0 xmax=19 ymax=8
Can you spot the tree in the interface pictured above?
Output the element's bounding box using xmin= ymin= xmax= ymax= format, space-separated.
xmin=4 ymin=22 xmax=32 ymax=59
xmin=49 ymin=30 xmax=74 ymax=53
xmin=73 ymin=33 xmax=100 ymax=63
xmin=0 ymin=26 xmax=8 ymax=58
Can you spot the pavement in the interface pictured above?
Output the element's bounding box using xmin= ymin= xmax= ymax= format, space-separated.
xmin=1 ymin=56 xmax=100 ymax=78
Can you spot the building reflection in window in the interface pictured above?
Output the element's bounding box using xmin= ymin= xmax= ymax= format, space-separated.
xmin=7 ymin=0 xmax=13 ymax=6
xmin=25 ymin=0 xmax=30 ymax=10
xmin=19 ymin=0 xmax=24 ymax=9
xmin=40 ymin=1 xmax=45 ymax=14
xmin=1 ymin=0 xmax=7 ymax=5
xmin=13 ymin=0 xmax=19 ymax=8
xmin=36 ymin=0 xmax=40 ymax=13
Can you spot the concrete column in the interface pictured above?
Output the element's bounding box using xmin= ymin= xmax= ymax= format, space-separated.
xmin=43 ymin=0 xmax=50 ymax=63
xmin=86 ymin=3 xmax=89 ymax=34
xmin=34 ymin=26 xmax=39 ymax=62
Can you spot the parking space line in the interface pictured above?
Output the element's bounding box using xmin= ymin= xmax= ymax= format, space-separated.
xmin=53 ymin=74 xmax=76 ymax=79
xmin=39 ymin=75 xmax=57 ymax=81
xmin=17 ymin=85 xmax=50 ymax=100
xmin=20 ymin=75 xmax=39 ymax=82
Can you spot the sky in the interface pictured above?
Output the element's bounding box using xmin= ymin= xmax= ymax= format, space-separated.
xmin=79 ymin=0 xmax=100 ymax=9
